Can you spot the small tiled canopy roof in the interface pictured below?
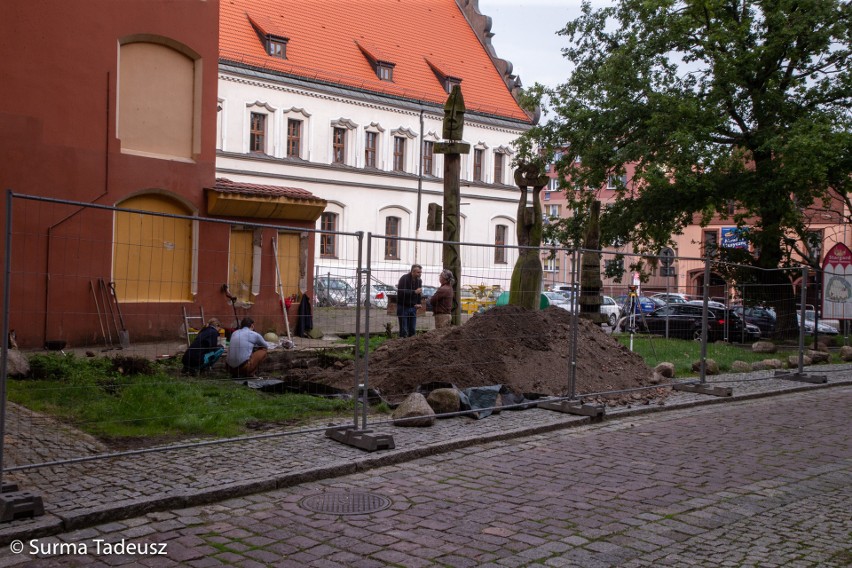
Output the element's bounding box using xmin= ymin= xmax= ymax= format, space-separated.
xmin=206 ymin=178 xmax=327 ymax=221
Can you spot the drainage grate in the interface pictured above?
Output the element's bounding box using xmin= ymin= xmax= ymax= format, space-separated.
xmin=299 ymin=492 xmax=392 ymax=515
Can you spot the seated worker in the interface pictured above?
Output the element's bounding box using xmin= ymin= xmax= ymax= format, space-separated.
xmin=182 ymin=318 xmax=224 ymax=374
xmin=226 ymin=317 xmax=269 ymax=378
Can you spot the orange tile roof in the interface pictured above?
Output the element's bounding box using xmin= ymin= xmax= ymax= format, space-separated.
xmin=219 ymin=0 xmax=532 ymax=123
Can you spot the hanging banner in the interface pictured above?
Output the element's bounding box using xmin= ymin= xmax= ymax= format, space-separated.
xmin=822 ymin=243 xmax=852 ymax=320
xmin=720 ymin=227 xmax=749 ymax=249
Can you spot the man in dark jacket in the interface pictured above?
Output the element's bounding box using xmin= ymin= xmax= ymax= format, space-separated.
xmin=396 ymin=264 xmax=423 ymax=337
xmin=182 ymin=318 xmax=224 ymax=374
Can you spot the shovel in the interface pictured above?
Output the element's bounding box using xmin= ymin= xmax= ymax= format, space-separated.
xmin=108 ymin=281 xmax=130 ymax=348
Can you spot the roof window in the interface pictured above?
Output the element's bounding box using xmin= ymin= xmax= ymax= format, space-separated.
xmin=266 ymin=35 xmax=288 ymax=59
xmin=444 ymin=76 xmax=462 ymax=94
xmin=355 ymin=41 xmax=396 ymax=82
xmin=376 ymin=61 xmax=395 ymax=81
xmin=425 ymin=58 xmax=462 ymax=94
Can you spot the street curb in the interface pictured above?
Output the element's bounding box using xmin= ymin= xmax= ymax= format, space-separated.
xmin=1 ymin=378 xmax=850 ymax=545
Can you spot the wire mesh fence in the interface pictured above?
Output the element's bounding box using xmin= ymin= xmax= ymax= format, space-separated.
xmin=2 ymin=192 xmax=851 ymax=475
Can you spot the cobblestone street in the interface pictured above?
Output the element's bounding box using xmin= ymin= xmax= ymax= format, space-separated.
xmin=3 ymin=386 xmax=849 ymax=567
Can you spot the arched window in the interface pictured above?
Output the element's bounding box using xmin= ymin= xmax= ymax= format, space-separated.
xmin=118 ymin=39 xmax=200 ymax=160
xmin=113 ymin=194 xmax=194 ymax=302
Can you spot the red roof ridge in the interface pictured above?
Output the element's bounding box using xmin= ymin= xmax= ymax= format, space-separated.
xmin=209 ymin=178 xmax=322 ymax=201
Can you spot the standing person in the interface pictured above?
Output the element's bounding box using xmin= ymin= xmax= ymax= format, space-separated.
xmin=430 ymin=269 xmax=455 ymax=329
xmin=182 ymin=318 xmax=224 ymax=374
xmin=396 ymin=264 xmax=423 ymax=338
xmin=226 ymin=317 xmax=269 ymax=378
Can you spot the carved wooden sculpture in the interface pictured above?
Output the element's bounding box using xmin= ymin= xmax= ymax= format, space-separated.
xmin=509 ymin=162 xmax=549 ymax=309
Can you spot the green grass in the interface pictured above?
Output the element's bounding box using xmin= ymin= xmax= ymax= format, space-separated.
xmin=613 ymin=334 xmax=800 ymax=377
xmin=338 ymin=333 xmax=392 ymax=357
xmin=10 ymin=353 xmax=353 ymax=440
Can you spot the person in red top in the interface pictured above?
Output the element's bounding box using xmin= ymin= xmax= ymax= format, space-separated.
xmin=430 ymin=269 xmax=455 ymax=329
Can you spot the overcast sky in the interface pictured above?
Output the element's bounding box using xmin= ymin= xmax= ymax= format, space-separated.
xmin=477 ymin=0 xmax=597 ymax=89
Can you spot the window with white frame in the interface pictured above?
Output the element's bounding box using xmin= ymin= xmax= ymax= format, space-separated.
xmin=544 ymin=256 xmax=558 ymax=272
xmin=547 ymin=204 xmax=560 ymax=220
xmin=607 ymin=174 xmax=628 ymax=189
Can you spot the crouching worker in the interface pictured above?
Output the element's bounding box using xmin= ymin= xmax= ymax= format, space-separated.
xmin=226 ymin=317 xmax=268 ymax=378
xmin=182 ymin=318 xmax=224 ymax=374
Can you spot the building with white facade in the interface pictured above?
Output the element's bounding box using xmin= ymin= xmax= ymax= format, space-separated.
xmin=216 ymin=0 xmax=536 ymax=288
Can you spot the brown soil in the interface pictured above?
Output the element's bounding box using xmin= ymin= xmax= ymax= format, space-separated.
xmin=300 ymin=305 xmax=669 ymax=406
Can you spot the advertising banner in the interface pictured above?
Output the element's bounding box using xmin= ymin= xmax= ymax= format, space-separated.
xmin=720 ymin=227 xmax=749 ymax=249
xmin=822 ymin=243 xmax=852 ymax=320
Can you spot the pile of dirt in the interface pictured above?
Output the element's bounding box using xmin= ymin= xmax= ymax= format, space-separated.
xmin=304 ymin=305 xmax=670 ymax=405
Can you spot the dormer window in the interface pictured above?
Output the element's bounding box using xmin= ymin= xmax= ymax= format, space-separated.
xmin=266 ymin=35 xmax=288 ymax=59
xmin=444 ymin=77 xmax=461 ymax=94
xmin=355 ymin=41 xmax=396 ymax=82
xmin=376 ymin=61 xmax=395 ymax=81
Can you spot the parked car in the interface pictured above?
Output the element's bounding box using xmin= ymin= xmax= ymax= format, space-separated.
xmin=799 ymin=310 xmax=839 ymax=336
xmin=650 ymin=293 xmax=690 ymax=304
xmin=615 ymin=294 xmax=663 ymax=315
xmin=637 ymin=304 xmax=760 ymax=342
xmin=543 ymin=291 xmax=574 ymax=312
xmin=732 ymin=305 xmax=776 ymax=336
xmin=600 ymin=295 xmax=621 ymax=327
xmin=360 ymin=283 xmax=396 ymax=309
xmin=314 ymin=277 xmax=356 ymax=307
xmin=686 ymin=299 xmax=728 ymax=310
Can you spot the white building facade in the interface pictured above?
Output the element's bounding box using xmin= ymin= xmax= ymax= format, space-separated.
xmin=215 ymin=72 xmax=533 ymax=289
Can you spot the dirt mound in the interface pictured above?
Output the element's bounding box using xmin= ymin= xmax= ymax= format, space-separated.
xmin=307 ymin=305 xmax=667 ymax=404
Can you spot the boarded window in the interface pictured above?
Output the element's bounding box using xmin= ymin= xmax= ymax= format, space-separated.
xmin=229 ymin=228 xmax=255 ymax=304
xmin=113 ymin=194 xmax=192 ymax=302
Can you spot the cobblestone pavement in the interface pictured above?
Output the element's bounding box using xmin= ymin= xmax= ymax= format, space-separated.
xmin=0 ymin=372 xmax=850 ymax=566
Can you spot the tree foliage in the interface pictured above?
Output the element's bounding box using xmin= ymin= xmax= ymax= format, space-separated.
xmin=520 ymin=0 xmax=851 ymax=275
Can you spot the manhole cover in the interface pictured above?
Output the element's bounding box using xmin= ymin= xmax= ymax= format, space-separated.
xmin=299 ymin=492 xmax=392 ymax=515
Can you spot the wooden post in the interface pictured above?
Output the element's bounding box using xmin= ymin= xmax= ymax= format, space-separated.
xmin=434 ymin=86 xmax=469 ymax=325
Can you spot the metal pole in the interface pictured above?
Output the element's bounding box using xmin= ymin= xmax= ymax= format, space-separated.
xmin=0 ymin=190 xmax=14 ymax=487
xmin=665 ymin=258 xmax=670 ymax=339
xmin=353 ymin=232 xmax=369 ymax=430
xmin=699 ymin=255 xmax=711 ymax=384
xmin=798 ymin=266 xmax=808 ymax=374
xmin=568 ymin=248 xmax=580 ymax=400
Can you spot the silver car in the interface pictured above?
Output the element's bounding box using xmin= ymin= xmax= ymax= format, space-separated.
xmin=360 ymin=283 xmax=396 ymax=309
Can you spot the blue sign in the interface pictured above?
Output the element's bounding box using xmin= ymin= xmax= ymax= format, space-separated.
xmin=721 ymin=227 xmax=749 ymax=249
